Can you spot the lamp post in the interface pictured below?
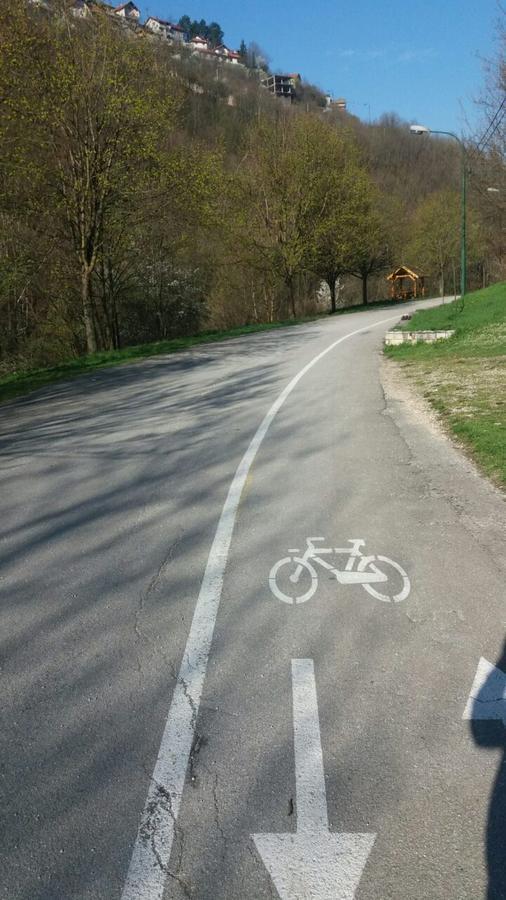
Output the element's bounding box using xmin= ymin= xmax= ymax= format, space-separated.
xmin=410 ymin=124 xmax=467 ymax=300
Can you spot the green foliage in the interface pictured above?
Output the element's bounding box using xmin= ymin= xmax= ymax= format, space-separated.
xmin=230 ymin=114 xmax=338 ymax=316
xmin=386 ymin=282 xmax=506 ymax=485
xmin=304 ymin=128 xmax=377 ymax=308
xmin=0 ymin=0 xmax=503 ymax=376
xmin=390 ymin=282 xmax=506 ymax=357
xmin=178 ymin=15 xmax=224 ymax=46
xmin=239 ymin=39 xmax=248 ymax=64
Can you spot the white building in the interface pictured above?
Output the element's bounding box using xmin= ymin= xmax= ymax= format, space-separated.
xmin=189 ymin=35 xmax=209 ymax=53
xmin=214 ymin=45 xmax=240 ymax=64
xmin=113 ymin=2 xmax=140 ymax=20
xmin=145 ymin=17 xmax=187 ymax=42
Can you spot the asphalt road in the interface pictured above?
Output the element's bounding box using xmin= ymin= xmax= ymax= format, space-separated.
xmin=1 ymin=302 xmax=505 ymax=900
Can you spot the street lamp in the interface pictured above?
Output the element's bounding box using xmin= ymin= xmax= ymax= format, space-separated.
xmin=410 ymin=124 xmax=467 ymax=300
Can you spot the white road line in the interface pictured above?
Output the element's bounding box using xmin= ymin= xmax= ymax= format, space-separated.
xmin=253 ymin=660 xmax=375 ymax=899
xmin=291 ymin=658 xmax=329 ymax=830
xmin=462 ymin=657 xmax=506 ymax=722
xmin=121 ymin=314 xmax=399 ymax=900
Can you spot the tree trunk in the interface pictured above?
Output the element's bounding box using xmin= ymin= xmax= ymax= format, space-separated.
xmin=328 ymin=276 xmax=337 ymax=314
xmin=111 ymin=292 xmax=121 ymax=349
xmin=81 ymin=267 xmax=97 ymax=354
xmin=362 ymin=274 xmax=368 ymax=305
xmin=439 ymin=270 xmax=445 ymax=300
xmin=288 ymin=280 xmax=296 ymax=318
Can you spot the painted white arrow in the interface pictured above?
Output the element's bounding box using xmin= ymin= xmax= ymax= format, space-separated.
xmin=462 ymin=657 xmax=506 ymax=723
xmin=253 ymin=659 xmax=375 ymax=899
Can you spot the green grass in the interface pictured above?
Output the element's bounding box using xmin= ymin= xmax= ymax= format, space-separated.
xmin=0 ymin=297 xmax=409 ymax=406
xmin=386 ymin=282 xmax=506 ymax=486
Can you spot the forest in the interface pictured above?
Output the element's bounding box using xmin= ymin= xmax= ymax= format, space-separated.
xmin=0 ymin=0 xmax=504 ymax=373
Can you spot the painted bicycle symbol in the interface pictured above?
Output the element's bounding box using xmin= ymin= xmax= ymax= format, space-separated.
xmin=269 ymin=537 xmax=410 ymax=605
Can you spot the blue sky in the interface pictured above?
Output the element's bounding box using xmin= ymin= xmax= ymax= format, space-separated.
xmin=141 ymin=0 xmax=498 ymax=134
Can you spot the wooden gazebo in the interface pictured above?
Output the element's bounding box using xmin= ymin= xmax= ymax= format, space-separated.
xmin=387 ymin=266 xmax=425 ymax=300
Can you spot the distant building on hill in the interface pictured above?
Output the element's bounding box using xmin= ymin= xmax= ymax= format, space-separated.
xmin=214 ymin=45 xmax=241 ymax=64
xmin=189 ymin=35 xmax=209 ymax=52
xmin=113 ymin=1 xmax=139 ymax=20
xmin=26 ymin=1 xmax=244 ymax=66
xmin=324 ymin=95 xmax=347 ymax=112
xmin=145 ymin=17 xmax=187 ymax=42
xmin=261 ymin=73 xmax=301 ymax=102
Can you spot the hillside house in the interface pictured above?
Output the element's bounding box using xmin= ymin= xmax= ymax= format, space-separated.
xmin=145 ymin=17 xmax=187 ymax=42
xmin=324 ymin=95 xmax=347 ymax=111
xmin=262 ymin=73 xmax=301 ymax=101
xmin=213 ymin=45 xmax=241 ymax=64
xmin=114 ymin=1 xmax=139 ymax=20
xmin=166 ymin=22 xmax=186 ymax=42
xmin=190 ymin=35 xmax=210 ymax=53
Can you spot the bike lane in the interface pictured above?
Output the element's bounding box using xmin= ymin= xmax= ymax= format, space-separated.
xmin=126 ymin=318 xmax=506 ymax=898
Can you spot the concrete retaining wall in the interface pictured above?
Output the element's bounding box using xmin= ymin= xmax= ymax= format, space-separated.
xmin=385 ymin=329 xmax=455 ymax=346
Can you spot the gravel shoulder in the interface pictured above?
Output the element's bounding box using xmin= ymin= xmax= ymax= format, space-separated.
xmin=381 ymin=356 xmax=506 ymax=574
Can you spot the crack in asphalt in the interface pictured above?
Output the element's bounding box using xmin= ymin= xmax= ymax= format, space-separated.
xmin=133 ymin=533 xmax=184 ymax=671
xmin=212 ymin=771 xmax=227 ymax=853
xmin=139 ymin=769 xmax=192 ymax=896
xmin=135 ymin=662 xmax=202 ymax=894
xmin=189 ymin=732 xmax=207 ymax=785
xmin=179 ymin=658 xmax=200 ymax=724
xmin=166 ymin=867 xmax=193 ymax=900
xmin=169 ymin=660 xmax=199 ymax=731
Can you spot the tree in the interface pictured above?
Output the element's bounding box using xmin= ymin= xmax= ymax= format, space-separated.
xmin=92 ymin=134 xmax=224 ymax=347
xmin=305 ymin=131 xmax=377 ymax=311
xmin=345 ymin=193 xmax=404 ymax=303
xmin=39 ymin=12 xmax=182 ymax=352
xmin=178 ymin=16 xmax=224 ymax=46
xmin=207 ymin=22 xmax=224 ymax=47
xmin=406 ymin=189 xmax=484 ymax=297
xmin=238 ymin=39 xmax=248 ymax=65
xmin=247 ymin=42 xmax=270 ymax=72
xmin=409 ymin=190 xmax=458 ymax=297
xmin=232 ymin=114 xmax=334 ymax=318
xmin=472 ymin=8 xmax=506 ymax=282
xmin=178 ymin=15 xmax=192 ymax=34
xmin=0 ymin=0 xmax=484 ymax=374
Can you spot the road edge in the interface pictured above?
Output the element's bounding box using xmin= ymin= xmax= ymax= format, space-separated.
xmin=381 ymin=356 xmax=506 ymax=574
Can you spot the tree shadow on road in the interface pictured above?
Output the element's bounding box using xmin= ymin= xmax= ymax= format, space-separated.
xmin=470 ymin=640 xmax=506 ymax=900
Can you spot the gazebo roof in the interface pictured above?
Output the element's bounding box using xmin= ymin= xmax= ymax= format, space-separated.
xmin=387 ymin=265 xmax=423 ymax=281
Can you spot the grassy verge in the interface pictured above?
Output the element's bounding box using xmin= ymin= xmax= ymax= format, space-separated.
xmin=0 ymin=298 xmax=408 ymax=406
xmin=385 ymin=282 xmax=506 ymax=486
